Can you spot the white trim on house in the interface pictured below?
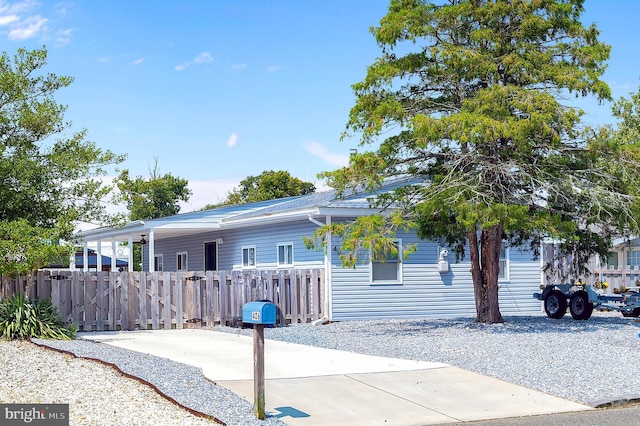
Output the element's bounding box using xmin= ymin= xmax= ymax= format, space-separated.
xmin=499 ymin=243 xmax=510 ymax=282
xmin=277 ymin=242 xmax=294 ymax=268
xmin=177 ymin=251 xmax=188 ymax=271
xmin=242 ymin=245 xmax=256 ymax=269
xmin=370 ymin=239 xmax=403 ymax=284
xmin=154 ymin=253 xmax=164 ymax=272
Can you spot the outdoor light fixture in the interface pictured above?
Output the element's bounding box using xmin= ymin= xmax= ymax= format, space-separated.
xmin=140 ymin=234 xmax=147 ymax=245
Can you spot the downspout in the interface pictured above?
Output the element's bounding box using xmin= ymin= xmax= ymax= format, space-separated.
xmin=308 ymin=215 xmax=332 ymax=325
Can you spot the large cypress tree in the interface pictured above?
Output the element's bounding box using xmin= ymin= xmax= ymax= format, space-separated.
xmin=312 ymin=0 xmax=640 ymax=323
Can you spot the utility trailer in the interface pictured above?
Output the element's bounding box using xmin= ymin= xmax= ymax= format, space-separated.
xmin=534 ymin=284 xmax=640 ymax=320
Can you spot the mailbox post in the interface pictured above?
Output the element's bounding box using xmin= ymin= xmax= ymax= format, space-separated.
xmin=242 ymin=301 xmax=276 ymax=420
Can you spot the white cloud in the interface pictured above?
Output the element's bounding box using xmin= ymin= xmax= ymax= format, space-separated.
xmin=0 ymin=1 xmax=74 ymax=42
xmin=231 ymin=63 xmax=247 ymax=71
xmin=0 ymin=0 xmax=36 ymax=15
xmin=180 ymin=179 xmax=240 ymax=212
xmin=194 ymin=52 xmax=213 ymax=64
xmin=132 ymin=57 xmax=144 ymax=65
xmin=304 ymin=141 xmax=349 ymax=167
xmin=53 ymin=27 xmax=74 ymax=46
xmin=0 ymin=14 xmax=19 ymax=25
xmin=97 ymin=56 xmax=110 ymax=63
xmin=8 ymin=15 xmax=47 ymax=40
xmin=175 ymin=51 xmax=213 ymax=71
xmin=266 ymin=65 xmax=285 ymax=72
xmin=226 ymin=132 xmax=238 ymax=148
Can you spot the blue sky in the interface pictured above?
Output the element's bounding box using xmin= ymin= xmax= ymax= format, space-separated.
xmin=1 ymin=0 xmax=639 ymax=213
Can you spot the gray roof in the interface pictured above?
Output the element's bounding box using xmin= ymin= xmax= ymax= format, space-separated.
xmin=76 ymin=176 xmax=422 ymax=242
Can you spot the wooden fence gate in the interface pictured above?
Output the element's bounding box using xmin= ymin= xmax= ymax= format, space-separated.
xmin=0 ymin=269 xmax=325 ymax=331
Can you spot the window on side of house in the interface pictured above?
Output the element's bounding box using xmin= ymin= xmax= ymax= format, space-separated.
xmin=605 ymin=252 xmax=619 ymax=269
xmin=177 ymin=251 xmax=188 ymax=271
xmin=498 ymin=243 xmax=509 ymax=281
xmin=277 ymin=242 xmax=293 ymax=267
xmin=371 ymin=240 xmax=401 ymax=283
xmin=204 ymin=242 xmax=218 ymax=271
xmin=242 ymin=246 xmax=256 ymax=268
xmin=154 ymin=254 xmax=164 ymax=272
xmin=627 ymin=249 xmax=640 ymax=269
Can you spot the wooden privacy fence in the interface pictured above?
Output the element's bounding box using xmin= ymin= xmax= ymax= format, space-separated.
xmin=1 ymin=269 xmax=325 ymax=331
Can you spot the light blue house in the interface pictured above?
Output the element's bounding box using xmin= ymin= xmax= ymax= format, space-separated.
xmin=76 ymin=179 xmax=544 ymax=321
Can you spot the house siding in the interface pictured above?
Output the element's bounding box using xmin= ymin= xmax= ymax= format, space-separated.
xmin=149 ymin=219 xmax=324 ymax=271
xmin=330 ymin=230 xmax=543 ymax=321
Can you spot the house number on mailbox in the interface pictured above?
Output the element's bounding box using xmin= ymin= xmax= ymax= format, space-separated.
xmin=252 ymin=311 xmax=261 ymax=321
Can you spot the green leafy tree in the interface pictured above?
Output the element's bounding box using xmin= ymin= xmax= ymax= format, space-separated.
xmin=115 ymin=158 xmax=192 ymax=221
xmin=0 ymin=47 xmax=124 ymax=276
xmin=204 ymin=170 xmax=315 ymax=209
xmin=114 ymin=159 xmax=191 ymax=271
xmin=310 ymin=0 xmax=640 ymax=323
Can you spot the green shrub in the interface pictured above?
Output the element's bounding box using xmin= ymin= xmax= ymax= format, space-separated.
xmin=0 ymin=293 xmax=77 ymax=340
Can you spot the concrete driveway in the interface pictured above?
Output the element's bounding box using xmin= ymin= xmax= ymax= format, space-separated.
xmin=79 ymin=329 xmax=591 ymax=425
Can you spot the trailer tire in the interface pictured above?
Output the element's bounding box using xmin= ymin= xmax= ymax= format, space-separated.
xmin=544 ymin=290 xmax=567 ymax=319
xmin=569 ymin=290 xmax=593 ymax=320
xmin=622 ymin=308 xmax=640 ymax=318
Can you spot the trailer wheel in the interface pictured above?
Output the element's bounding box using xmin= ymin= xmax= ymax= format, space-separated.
xmin=622 ymin=308 xmax=640 ymax=318
xmin=569 ymin=290 xmax=593 ymax=320
xmin=544 ymin=290 xmax=567 ymax=319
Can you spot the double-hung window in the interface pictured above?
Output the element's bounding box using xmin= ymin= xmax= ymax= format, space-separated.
xmin=499 ymin=243 xmax=509 ymax=281
xmin=154 ymin=254 xmax=164 ymax=272
xmin=177 ymin=251 xmax=188 ymax=271
xmin=627 ymin=249 xmax=640 ymax=269
xmin=277 ymin=242 xmax=293 ymax=267
xmin=371 ymin=240 xmax=401 ymax=283
xmin=242 ymin=246 xmax=256 ymax=268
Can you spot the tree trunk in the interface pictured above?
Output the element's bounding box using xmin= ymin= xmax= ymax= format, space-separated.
xmin=469 ymin=225 xmax=504 ymax=323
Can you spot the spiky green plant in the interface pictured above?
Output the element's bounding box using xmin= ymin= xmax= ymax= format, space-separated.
xmin=0 ymin=293 xmax=77 ymax=340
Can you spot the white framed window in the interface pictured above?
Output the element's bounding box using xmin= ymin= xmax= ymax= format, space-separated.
xmin=499 ymin=243 xmax=509 ymax=281
xmin=627 ymin=249 xmax=640 ymax=269
xmin=177 ymin=251 xmax=188 ymax=271
xmin=154 ymin=254 xmax=164 ymax=272
xmin=604 ymin=251 xmax=619 ymax=269
xmin=204 ymin=241 xmax=218 ymax=271
xmin=242 ymin=246 xmax=256 ymax=268
xmin=277 ymin=242 xmax=294 ymax=267
xmin=371 ymin=240 xmax=402 ymax=283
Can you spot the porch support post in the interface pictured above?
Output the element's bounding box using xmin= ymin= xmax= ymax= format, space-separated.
xmin=96 ymin=240 xmax=102 ymax=272
xmin=111 ymin=238 xmax=117 ymax=271
xmin=83 ymin=243 xmax=89 ymax=272
xmin=128 ymin=235 xmax=134 ymax=272
xmin=148 ymin=229 xmax=155 ymax=272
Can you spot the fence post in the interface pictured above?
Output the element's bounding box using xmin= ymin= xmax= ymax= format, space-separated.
xmin=163 ymin=271 xmax=172 ymax=329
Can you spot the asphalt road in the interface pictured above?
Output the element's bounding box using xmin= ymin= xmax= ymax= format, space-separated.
xmin=436 ymin=406 xmax=640 ymax=426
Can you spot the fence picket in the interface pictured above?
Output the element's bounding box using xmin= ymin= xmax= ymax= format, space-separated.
xmin=138 ymin=273 xmax=148 ymax=330
xmin=151 ymin=273 xmax=160 ymax=329
xmin=163 ymin=272 xmax=172 ymax=329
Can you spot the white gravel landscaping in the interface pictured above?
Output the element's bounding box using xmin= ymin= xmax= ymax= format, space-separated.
xmin=4 ymin=311 xmax=639 ymax=425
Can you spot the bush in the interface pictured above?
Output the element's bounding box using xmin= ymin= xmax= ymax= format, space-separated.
xmin=0 ymin=293 xmax=77 ymax=340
